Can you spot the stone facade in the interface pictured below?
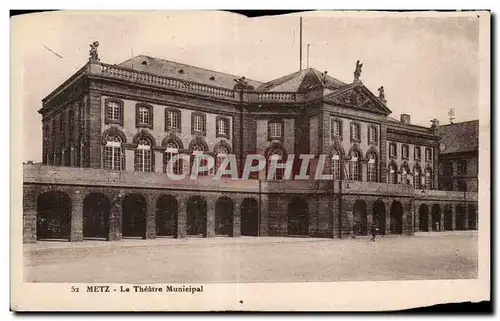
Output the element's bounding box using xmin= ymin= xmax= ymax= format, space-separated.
xmin=25 ymin=55 xmax=479 ymax=243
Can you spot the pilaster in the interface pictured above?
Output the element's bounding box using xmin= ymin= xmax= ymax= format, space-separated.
xmin=70 ymin=191 xmax=85 ymax=242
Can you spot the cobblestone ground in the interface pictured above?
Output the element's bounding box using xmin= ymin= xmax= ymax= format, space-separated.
xmin=24 ymin=232 xmax=477 ymax=283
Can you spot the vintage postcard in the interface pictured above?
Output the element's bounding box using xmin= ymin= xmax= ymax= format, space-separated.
xmin=10 ymin=10 xmax=490 ymax=311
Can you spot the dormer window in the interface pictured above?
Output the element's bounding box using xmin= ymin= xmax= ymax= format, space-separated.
xmin=209 ymin=76 xmax=215 ymax=81
xmin=178 ymin=69 xmax=184 ymax=74
xmin=141 ymin=60 xmax=148 ymax=65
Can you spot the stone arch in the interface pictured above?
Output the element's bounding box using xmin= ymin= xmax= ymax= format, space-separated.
xmin=161 ymin=134 xmax=184 ymax=150
xmin=444 ymin=204 xmax=453 ymax=231
xmin=431 ymin=204 xmax=441 ymax=231
xmin=365 ymin=146 xmax=379 ymax=161
xmin=346 ymin=144 xmax=364 ymax=161
xmin=215 ymin=197 xmax=234 ymax=236
xmin=241 ymin=198 xmax=259 ymax=236
xmin=187 ymin=196 xmax=207 ymax=236
xmin=156 ymin=195 xmax=178 ymax=237
xmin=122 ymin=193 xmax=147 ymax=238
xmin=287 ymin=197 xmax=309 ymax=236
xmin=83 ymin=193 xmax=110 ymax=240
xmin=132 ymin=129 xmax=157 ymax=147
xmin=418 ymin=204 xmax=429 ymax=232
xmin=373 ymin=199 xmax=386 ymax=235
xmin=101 ymin=127 xmax=127 ymax=145
xmin=36 ymin=191 xmax=72 ymax=241
xmin=213 ymin=140 xmax=232 ymax=154
xmin=330 ymin=139 xmax=346 ymax=158
xmin=188 ymin=137 xmax=209 ymax=153
xmin=264 ymin=142 xmax=288 ymax=159
xmin=353 ymin=199 xmax=368 ymax=235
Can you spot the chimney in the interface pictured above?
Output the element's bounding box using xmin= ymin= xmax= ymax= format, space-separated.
xmin=400 ymin=114 xmax=411 ymax=125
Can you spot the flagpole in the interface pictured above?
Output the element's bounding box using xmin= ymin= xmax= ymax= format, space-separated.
xmin=299 ymin=17 xmax=303 ymax=71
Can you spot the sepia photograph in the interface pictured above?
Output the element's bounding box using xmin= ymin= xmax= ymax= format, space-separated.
xmin=10 ymin=9 xmax=490 ymax=311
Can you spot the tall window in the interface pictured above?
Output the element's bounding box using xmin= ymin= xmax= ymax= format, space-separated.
xmin=267 ymin=148 xmax=285 ymax=180
xmin=413 ymin=166 xmax=421 ymax=189
xmin=164 ymin=140 xmax=182 ymax=175
xmin=216 ymin=117 xmax=230 ymax=138
xmin=388 ymin=163 xmax=397 ymax=184
xmin=191 ymin=142 xmax=209 ymax=176
xmin=330 ymin=118 xmax=341 ymax=139
xmin=165 ymin=109 xmax=180 ymax=131
xmin=138 ymin=107 xmax=149 ymax=124
xmin=192 ymin=114 xmax=206 ymax=134
xmin=104 ymin=134 xmax=122 ymax=170
xmin=368 ymin=126 xmax=377 ymax=143
xmin=414 ymin=146 xmax=421 ymax=160
xmin=425 ymin=148 xmax=432 ymax=162
xmin=331 ymin=150 xmax=341 ymax=180
xmin=457 ymin=160 xmax=468 ymax=175
xmin=105 ymin=99 xmax=124 ymax=125
xmin=268 ymin=121 xmax=283 ymax=140
xmin=215 ymin=146 xmax=230 ymax=177
xmin=424 ymin=168 xmax=433 ymax=189
xmin=348 ymin=150 xmax=361 ymax=181
xmin=443 ymin=160 xmax=453 ymax=177
xmin=401 ymin=165 xmax=409 ymax=185
xmin=135 ymin=138 xmax=152 ymax=172
xmin=389 ymin=143 xmax=397 ymax=158
xmin=367 ymin=153 xmax=377 ymax=182
xmin=402 ymin=144 xmax=409 ymax=159
xmin=351 ymin=123 xmax=361 ymax=142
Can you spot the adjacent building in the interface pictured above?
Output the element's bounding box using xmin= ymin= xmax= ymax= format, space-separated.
xmin=22 ymin=44 xmax=479 ymax=243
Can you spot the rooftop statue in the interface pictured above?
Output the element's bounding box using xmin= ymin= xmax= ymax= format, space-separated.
xmin=354 ymin=60 xmax=363 ymax=82
xmin=89 ymin=41 xmax=100 ymax=62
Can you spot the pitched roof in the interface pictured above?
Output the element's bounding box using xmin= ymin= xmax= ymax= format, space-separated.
xmin=439 ymin=120 xmax=479 ymax=154
xmin=256 ymin=68 xmax=347 ymax=92
xmin=118 ymin=55 xmax=264 ymax=90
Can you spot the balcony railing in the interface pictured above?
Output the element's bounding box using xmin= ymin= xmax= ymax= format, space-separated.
xmin=96 ymin=63 xmax=236 ymax=100
xmin=255 ymin=92 xmax=297 ymax=103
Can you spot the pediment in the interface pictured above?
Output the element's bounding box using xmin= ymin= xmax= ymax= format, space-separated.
xmin=324 ymin=84 xmax=392 ymax=115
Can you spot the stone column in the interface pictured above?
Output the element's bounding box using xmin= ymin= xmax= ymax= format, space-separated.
xmin=451 ymin=204 xmax=457 ymax=231
xmin=23 ymin=185 xmax=38 ymax=243
xmin=232 ymin=197 xmax=241 ymax=237
xmin=414 ymin=204 xmax=420 ymax=232
xmin=259 ymin=194 xmax=269 ymax=236
xmin=70 ymin=190 xmax=84 ymax=242
xmin=366 ymin=201 xmax=373 ymax=233
xmin=361 ymin=162 xmax=367 ymax=182
xmin=108 ymin=192 xmax=122 ymax=241
xmin=144 ymin=194 xmax=156 ymax=239
xmin=440 ymin=204 xmax=445 ymax=231
xmin=176 ymin=195 xmax=187 ymax=238
xmin=464 ymin=205 xmax=470 ymax=230
xmin=206 ymin=197 xmax=216 ymax=238
xmin=385 ymin=203 xmax=391 ymax=234
xmin=428 ymin=210 xmax=433 ymax=232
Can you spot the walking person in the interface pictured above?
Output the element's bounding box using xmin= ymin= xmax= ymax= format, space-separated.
xmin=370 ymin=224 xmax=377 ymax=242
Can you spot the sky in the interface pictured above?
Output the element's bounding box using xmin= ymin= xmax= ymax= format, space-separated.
xmin=13 ymin=11 xmax=481 ymax=162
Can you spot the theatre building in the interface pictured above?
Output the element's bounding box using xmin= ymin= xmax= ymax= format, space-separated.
xmin=22 ymin=45 xmax=479 ymax=243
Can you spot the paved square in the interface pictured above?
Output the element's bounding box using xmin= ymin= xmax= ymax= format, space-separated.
xmin=24 ymin=232 xmax=477 ymax=283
